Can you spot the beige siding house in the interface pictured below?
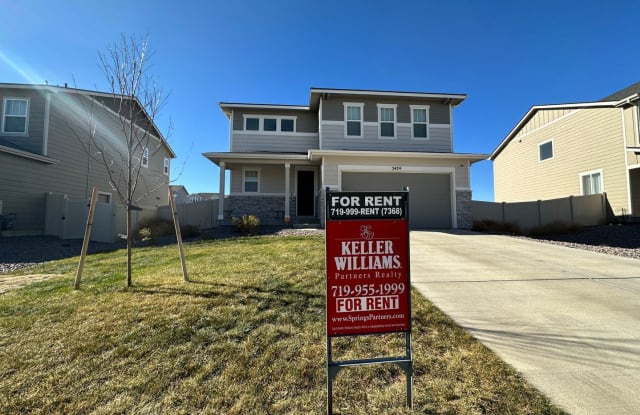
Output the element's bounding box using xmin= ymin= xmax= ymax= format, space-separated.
xmin=491 ymin=82 xmax=640 ymax=218
xmin=0 ymin=83 xmax=175 ymax=240
xmin=204 ymin=87 xmax=487 ymax=229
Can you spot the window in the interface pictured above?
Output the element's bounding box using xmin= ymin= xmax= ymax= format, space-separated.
xmin=263 ymin=118 xmax=277 ymax=131
xmin=142 ymin=148 xmax=149 ymax=167
xmin=281 ymin=118 xmax=294 ymax=132
xmin=378 ymin=104 xmax=397 ymax=138
xmin=2 ymin=98 xmax=29 ymax=134
xmin=97 ymin=192 xmax=111 ymax=204
xmin=243 ymin=115 xmax=296 ymax=133
xmin=163 ymin=158 xmax=170 ymax=176
xmin=411 ymin=106 xmax=429 ymax=139
xmin=581 ymin=171 xmax=603 ymax=195
xmin=245 ymin=117 xmax=259 ymax=131
xmin=345 ymin=103 xmax=363 ymax=137
xmin=243 ymin=169 xmax=260 ymax=192
xmin=539 ymin=140 xmax=553 ymax=161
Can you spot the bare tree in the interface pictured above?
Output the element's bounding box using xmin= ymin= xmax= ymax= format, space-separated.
xmin=87 ymin=33 xmax=171 ymax=287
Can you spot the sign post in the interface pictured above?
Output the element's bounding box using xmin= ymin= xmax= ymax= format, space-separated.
xmin=325 ymin=189 xmax=412 ymax=413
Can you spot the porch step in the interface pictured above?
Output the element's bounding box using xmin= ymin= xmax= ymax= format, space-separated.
xmin=293 ymin=223 xmax=322 ymax=229
xmin=292 ymin=216 xmax=321 ymax=229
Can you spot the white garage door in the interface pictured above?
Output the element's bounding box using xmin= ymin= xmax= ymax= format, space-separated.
xmin=341 ymin=172 xmax=452 ymax=229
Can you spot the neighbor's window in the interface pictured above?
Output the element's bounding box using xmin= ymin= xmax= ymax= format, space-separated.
xmin=163 ymin=158 xmax=170 ymax=176
xmin=581 ymin=171 xmax=602 ymax=195
xmin=280 ymin=118 xmax=294 ymax=132
xmin=539 ymin=140 xmax=553 ymax=161
xmin=411 ymin=106 xmax=429 ymax=139
xmin=263 ymin=118 xmax=277 ymax=132
xmin=97 ymin=192 xmax=111 ymax=204
xmin=378 ymin=105 xmax=396 ymax=138
xmin=142 ymin=148 xmax=149 ymax=167
xmin=2 ymin=98 xmax=29 ymax=134
xmin=345 ymin=103 xmax=363 ymax=137
xmin=243 ymin=169 xmax=260 ymax=192
xmin=245 ymin=117 xmax=260 ymax=131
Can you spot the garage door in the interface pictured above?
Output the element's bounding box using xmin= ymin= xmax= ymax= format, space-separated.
xmin=341 ymin=172 xmax=452 ymax=229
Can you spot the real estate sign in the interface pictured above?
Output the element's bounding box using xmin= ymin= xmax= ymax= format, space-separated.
xmin=325 ymin=191 xmax=411 ymax=336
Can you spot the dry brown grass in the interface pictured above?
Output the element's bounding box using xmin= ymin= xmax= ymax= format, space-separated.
xmin=0 ymin=236 xmax=566 ymax=414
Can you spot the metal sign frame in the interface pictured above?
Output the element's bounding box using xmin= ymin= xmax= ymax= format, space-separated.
xmin=325 ymin=189 xmax=413 ymax=414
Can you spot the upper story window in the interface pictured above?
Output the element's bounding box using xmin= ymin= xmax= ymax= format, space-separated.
xmin=243 ymin=168 xmax=260 ymax=192
xmin=142 ymin=148 xmax=149 ymax=167
xmin=344 ymin=103 xmax=363 ymax=137
xmin=281 ymin=118 xmax=294 ymax=132
xmin=245 ymin=117 xmax=260 ymax=131
xmin=410 ymin=105 xmax=429 ymax=139
xmin=163 ymin=158 xmax=170 ymax=176
xmin=243 ymin=115 xmax=296 ymax=133
xmin=581 ymin=170 xmax=603 ymax=195
xmin=264 ymin=118 xmax=277 ymax=132
xmin=378 ymin=104 xmax=397 ymax=138
xmin=538 ymin=140 xmax=553 ymax=161
xmin=2 ymin=98 xmax=29 ymax=134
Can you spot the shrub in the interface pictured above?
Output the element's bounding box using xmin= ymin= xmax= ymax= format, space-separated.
xmin=472 ymin=220 xmax=521 ymax=235
xmin=232 ymin=214 xmax=260 ymax=236
xmin=135 ymin=218 xmax=175 ymax=243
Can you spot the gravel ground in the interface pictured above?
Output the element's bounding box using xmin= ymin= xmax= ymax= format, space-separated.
xmin=1 ymin=224 xmax=637 ymax=275
xmin=516 ymin=223 xmax=640 ymax=260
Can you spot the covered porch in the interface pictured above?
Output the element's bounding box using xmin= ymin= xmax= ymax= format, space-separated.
xmin=203 ymin=152 xmax=321 ymax=226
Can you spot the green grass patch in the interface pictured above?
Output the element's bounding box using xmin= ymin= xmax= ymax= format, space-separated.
xmin=0 ymin=236 xmax=566 ymax=414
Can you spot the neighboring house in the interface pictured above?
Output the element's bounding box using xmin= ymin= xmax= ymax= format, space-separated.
xmin=188 ymin=193 xmax=218 ymax=203
xmin=491 ymin=81 xmax=640 ymax=219
xmin=0 ymin=83 xmax=175 ymax=240
xmin=204 ymin=87 xmax=487 ymax=229
xmin=170 ymin=185 xmax=189 ymax=204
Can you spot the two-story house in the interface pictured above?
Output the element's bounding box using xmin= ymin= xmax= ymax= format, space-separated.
xmin=491 ymin=81 xmax=640 ymax=219
xmin=204 ymin=87 xmax=486 ymax=229
xmin=0 ymin=83 xmax=175 ymax=240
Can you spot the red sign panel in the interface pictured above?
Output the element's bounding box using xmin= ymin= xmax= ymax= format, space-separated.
xmin=326 ymin=192 xmax=410 ymax=336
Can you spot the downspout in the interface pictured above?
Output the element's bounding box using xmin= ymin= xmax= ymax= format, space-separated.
xmin=318 ymin=95 xmax=323 ymax=149
xmin=449 ymin=104 xmax=454 ymax=152
xmin=621 ymin=107 xmax=632 ymax=216
xmin=42 ymin=91 xmax=51 ymax=156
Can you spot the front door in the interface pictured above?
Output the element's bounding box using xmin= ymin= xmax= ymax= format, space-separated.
xmin=297 ymin=170 xmax=315 ymax=216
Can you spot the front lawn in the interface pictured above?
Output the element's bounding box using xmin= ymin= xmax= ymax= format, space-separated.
xmin=0 ymin=236 xmax=566 ymax=414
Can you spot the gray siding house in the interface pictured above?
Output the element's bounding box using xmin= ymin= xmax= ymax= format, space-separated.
xmin=0 ymin=83 xmax=175 ymax=240
xmin=204 ymin=87 xmax=486 ymax=229
xmin=491 ymin=81 xmax=640 ymax=219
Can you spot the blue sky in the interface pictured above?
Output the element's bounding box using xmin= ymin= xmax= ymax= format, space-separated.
xmin=2 ymin=0 xmax=639 ymax=201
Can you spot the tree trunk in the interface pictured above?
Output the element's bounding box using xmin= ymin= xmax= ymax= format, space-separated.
xmin=126 ymin=206 xmax=133 ymax=287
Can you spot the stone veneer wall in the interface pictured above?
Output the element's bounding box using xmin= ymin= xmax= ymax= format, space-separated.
xmin=226 ymin=196 xmax=297 ymax=226
xmin=456 ymin=190 xmax=472 ymax=229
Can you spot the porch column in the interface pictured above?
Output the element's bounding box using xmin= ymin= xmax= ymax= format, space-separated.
xmin=217 ymin=161 xmax=225 ymax=224
xmin=284 ymin=162 xmax=291 ymax=223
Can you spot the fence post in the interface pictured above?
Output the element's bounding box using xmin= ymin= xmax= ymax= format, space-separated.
xmin=537 ymin=200 xmax=542 ymax=227
xmin=569 ymin=196 xmax=574 ymax=225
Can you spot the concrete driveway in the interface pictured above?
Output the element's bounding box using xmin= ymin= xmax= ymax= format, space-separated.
xmin=410 ymin=230 xmax=640 ymax=415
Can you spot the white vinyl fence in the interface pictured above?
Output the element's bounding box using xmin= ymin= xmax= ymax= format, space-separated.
xmin=157 ymin=199 xmax=220 ymax=229
xmin=472 ymin=193 xmax=610 ymax=230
